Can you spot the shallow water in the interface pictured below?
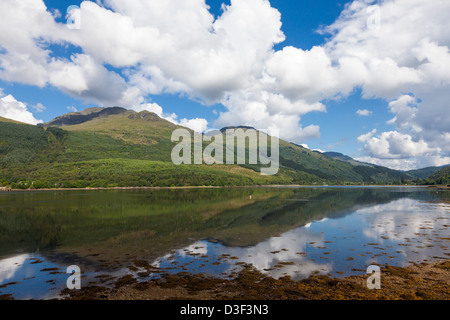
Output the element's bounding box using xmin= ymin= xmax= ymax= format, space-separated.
xmin=0 ymin=186 xmax=449 ymax=299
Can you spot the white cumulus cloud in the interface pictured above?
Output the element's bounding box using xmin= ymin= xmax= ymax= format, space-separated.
xmin=356 ymin=109 xmax=372 ymax=116
xmin=0 ymin=94 xmax=43 ymax=125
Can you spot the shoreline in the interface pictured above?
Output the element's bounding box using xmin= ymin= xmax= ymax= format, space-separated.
xmin=56 ymin=259 xmax=450 ymax=300
xmin=2 ymin=184 xmax=447 ymax=192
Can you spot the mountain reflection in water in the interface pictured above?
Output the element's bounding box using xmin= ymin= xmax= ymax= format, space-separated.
xmin=0 ymin=186 xmax=449 ymax=299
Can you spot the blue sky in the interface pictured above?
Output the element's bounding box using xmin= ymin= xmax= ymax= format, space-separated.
xmin=1 ymin=0 xmax=449 ymax=170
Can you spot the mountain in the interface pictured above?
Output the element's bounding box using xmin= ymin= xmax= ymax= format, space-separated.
xmin=220 ymin=125 xmax=256 ymax=132
xmin=405 ymin=165 xmax=450 ymax=180
xmin=0 ymin=107 xmax=413 ymax=189
xmin=423 ymin=166 xmax=450 ymax=185
xmin=322 ymin=151 xmax=373 ymax=167
xmin=42 ymin=106 xmax=179 ymax=147
xmin=322 ymin=149 xmax=450 ymax=182
xmin=41 ymin=106 xmax=126 ymax=126
xmin=309 ymin=150 xmax=410 ymax=183
xmin=323 ymin=151 xmax=354 ymax=162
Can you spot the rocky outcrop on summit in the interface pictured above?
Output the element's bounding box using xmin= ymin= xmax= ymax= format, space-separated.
xmin=41 ymin=107 xmax=129 ymax=127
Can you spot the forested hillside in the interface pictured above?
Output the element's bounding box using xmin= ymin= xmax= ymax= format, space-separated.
xmin=0 ymin=107 xmax=418 ymax=189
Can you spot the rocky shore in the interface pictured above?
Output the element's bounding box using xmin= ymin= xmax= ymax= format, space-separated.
xmin=57 ymin=260 xmax=450 ymax=301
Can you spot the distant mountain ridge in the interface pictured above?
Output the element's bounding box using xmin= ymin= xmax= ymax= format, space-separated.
xmin=319 ymin=151 xmax=450 ymax=181
xmin=219 ymin=125 xmax=256 ymax=132
xmin=405 ymin=164 xmax=450 ymax=180
xmin=321 ymin=151 xmax=374 ymax=167
xmin=323 ymin=152 xmax=354 ymax=162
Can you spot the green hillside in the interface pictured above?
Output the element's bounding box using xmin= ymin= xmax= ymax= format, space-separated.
xmin=423 ymin=166 xmax=450 ymax=185
xmin=406 ymin=165 xmax=450 ymax=180
xmin=0 ymin=107 xmax=413 ymax=189
xmin=323 ymin=151 xmax=373 ymax=167
xmin=0 ymin=121 xmax=66 ymax=167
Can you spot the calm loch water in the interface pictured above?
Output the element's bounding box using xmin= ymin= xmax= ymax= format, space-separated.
xmin=0 ymin=186 xmax=449 ymax=299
